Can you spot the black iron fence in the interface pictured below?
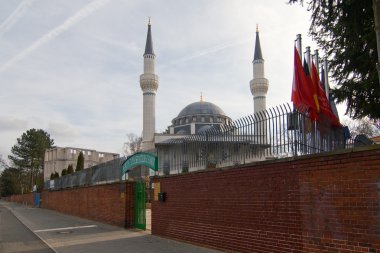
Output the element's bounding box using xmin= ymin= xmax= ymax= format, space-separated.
xmin=45 ymin=157 xmax=126 ymax=190
xmin=156 ymin=103 xmax=350 ymax=174
xmin=46 ymin=103 xmax=359 ymax=185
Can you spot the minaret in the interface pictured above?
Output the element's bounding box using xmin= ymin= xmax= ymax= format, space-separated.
xmin=140 ymin=18 xmax=159 ymax=151
xmin=250 ymin=25 xmax=269 ymax=114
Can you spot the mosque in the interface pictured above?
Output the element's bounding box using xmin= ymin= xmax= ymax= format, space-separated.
xmin=138 ymin=20 xmax=269 ymax=175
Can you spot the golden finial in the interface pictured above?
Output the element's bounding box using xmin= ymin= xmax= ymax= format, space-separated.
xmin=200 ymin=92 xmax=203 ymax=102
xmin=148 ymin=17 xmax=151 ymax=25
xmin=256 ymin=24 xmax=259 ymax=33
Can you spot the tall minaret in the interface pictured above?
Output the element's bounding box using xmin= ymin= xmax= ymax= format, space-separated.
xmin=140 ymin=18 xmax=159 ymax=151
xmin=250 ymin=25 xmax=269 ymax=114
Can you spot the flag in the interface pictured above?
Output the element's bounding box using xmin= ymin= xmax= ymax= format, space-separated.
xmin=305 ymin=58 xmax=321 ymax=115
xmin=291 ymin=47 xmax=318 ymax=120
xmin=310 ymin=60 xmax=340 ymax=127
xmin=320 ymin=64 xmax=340 ymax=124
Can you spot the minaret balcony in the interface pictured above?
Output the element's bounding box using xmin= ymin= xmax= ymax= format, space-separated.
xmin=140 ymin=74 xmax=159 ymax=92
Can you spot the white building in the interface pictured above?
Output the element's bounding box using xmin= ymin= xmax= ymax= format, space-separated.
xmin=44 ymin=146 xmax=119 ymax=181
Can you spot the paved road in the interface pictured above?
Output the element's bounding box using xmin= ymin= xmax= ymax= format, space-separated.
xmin=0 ymin=201 xmax=222 ymax=253
xmin=0 ymin=202 xmax=54 ymax=253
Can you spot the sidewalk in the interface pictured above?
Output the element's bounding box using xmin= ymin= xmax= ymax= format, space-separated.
xmin=0 ymin=201 xmax=222 ymax=253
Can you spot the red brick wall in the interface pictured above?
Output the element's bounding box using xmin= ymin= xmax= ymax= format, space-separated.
xmin=152 ymin=146 xmax=380 ymax=253
xmin=42 ymin=182 xmax=134 ymax=228
xmin=5 ymin=193 xmax=34 ymax=206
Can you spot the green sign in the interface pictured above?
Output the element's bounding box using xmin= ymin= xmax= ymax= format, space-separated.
xmin=122 ymin=152 xmax=158 ymax=174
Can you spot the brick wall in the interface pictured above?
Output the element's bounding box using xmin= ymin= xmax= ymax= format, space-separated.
xmin=4 ymin=193 xmax=34 ymax=206
xmin=42 ymin=182 xmax=134 ymax=228
xmin=152 ymin=146 xmax=380 ymax=253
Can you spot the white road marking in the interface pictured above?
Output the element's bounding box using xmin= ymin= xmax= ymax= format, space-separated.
xmin=34 ymin=225 xmax=97 ymax=233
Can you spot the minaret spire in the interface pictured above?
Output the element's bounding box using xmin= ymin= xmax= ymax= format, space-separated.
xmin=253 ymin=25 xmax=263 ymax=61
xmin=144 ymin=17 xmax=154 ymax=56
xmin=140 ymin=19 xmax=159 ymax=151
xmin=250 ymin=27 xmax=269 ymax=114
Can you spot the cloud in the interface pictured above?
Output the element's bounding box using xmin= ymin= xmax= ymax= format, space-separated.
xmin=47 ymin=122 xmax=81 ymax=141
xmin=0 ymin=0 xmax=35 ymax=37
xmin=0 ymin=0 xmax=111 ymax=73
xmin=160 ymin=37 xmax=251 ymax=69
xmin=0 ymin=117 xmax=28 ymax=131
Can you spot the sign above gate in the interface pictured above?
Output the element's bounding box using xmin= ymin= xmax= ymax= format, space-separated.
xmin=122 ymin=152 xmax=158 ymax=174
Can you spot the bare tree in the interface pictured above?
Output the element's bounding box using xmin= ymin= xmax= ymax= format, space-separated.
xmin=123 ymin=133 xmax=142 ymax=156
xmin=343 ymin=118 xmax=380 ymax=139
xmin=0 ymin=155 xmax=8 ymax=170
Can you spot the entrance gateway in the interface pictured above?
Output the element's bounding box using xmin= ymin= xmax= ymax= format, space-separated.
xmin=122 ymin=152 xmax=158 ymax=230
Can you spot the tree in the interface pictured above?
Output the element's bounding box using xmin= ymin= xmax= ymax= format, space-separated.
xmin=76 ymin=152 xmax=84 ymax=172
xmin=289 ymin=0 xmax=380 ymax=120
xmin=0 ymin=167 xmax=19 ymax=197
xmin=123 ymin=133 xmax=142 ymax=156
xmin=8 ymin=129 xmax=54 ymax=191
xmin=67 ymin=164 xmax=74 ymax=174
xmin=54 ymin=172 xmax=59 ymax=179
xmin=342 ymin=118 xmax=380 ymax=139
xmin=0 ymin=155 xmax=8 ymax=171
xmin=61 ymin=169 xmax=67 ymax=176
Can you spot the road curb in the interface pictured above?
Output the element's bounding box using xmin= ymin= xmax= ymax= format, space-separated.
xmin=0 ymin=201 xmax=59 ymax=253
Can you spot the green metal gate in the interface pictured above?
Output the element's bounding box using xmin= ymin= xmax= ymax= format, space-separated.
xmin=134 ymin=181 xmax=146 ymax=230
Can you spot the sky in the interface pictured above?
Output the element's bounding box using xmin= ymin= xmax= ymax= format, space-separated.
xmin=0 ymin=0 xmax=348 ymax=164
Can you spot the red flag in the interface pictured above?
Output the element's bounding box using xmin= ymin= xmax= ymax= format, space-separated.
xmin=310 ymin=60 xmax=340 ymax=127
xmin=291 ymin=47 xmax=318 ymax=120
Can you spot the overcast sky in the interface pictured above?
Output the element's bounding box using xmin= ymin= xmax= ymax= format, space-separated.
xmin=0 ymin=0 xmax=347 ymax=163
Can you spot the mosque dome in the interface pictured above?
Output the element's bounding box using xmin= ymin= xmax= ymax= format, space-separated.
xmin=170 ymin=100 xmax=232 ymax=135
xmin=177 ymin=101 xmax=227 ymax=118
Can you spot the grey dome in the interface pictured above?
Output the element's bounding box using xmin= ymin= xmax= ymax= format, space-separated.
xmin=177 ymin=101 xmax=226 ymax=118
xmin=170 ymin=100 xmax=232 ymax=135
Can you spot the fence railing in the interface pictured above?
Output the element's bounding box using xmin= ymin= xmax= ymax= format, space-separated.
xmin=46 ymin=103 xmax=356 ymax=186
xmin=156 ymin=103 xmax=350 ymax=174
xmin=45 ymin=157 xmax=126 ymax=190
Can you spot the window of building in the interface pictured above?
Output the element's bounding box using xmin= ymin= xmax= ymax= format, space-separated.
xmin=88 ymin=151 xmax=92 ymax=156
xmin=99 ymin=153 xmax=104 ymax=158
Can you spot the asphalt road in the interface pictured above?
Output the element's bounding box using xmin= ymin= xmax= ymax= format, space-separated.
xmin=0 ymin=201 xmax=221 ymax=253
xmin=0 ymin=203 xmax=54 ymax=253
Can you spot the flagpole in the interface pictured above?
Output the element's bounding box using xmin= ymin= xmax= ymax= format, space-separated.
xmin=323 ymin=59 xmax=329 ymax=99
xmin=314 ymin=49 xmax=319 ymax=75
xmin=305 ymin=46 xmax=311 ymax=72
xmin=296 ymin=34 xmax=302 ymax=59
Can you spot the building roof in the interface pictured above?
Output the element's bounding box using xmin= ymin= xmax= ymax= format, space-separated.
xmin=371 ymin=135 xmax=380 ymax=143
xmin=177 ymin=101 xmax=227 ymax=118
xmin=144 ymin=21 xmax=154 ymax=55
xmin=253 ymin=30 xmax=263 ymax=61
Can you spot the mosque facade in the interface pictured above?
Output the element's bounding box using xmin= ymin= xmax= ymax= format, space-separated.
xmin=139 ymin=21 xmax=269 ymax=175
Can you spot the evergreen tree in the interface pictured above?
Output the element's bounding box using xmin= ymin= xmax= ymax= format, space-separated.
xmin=54 ymin=172 xmax=59 ymax=179
xmin=0 ymin=167 xmax=20 ymax=196
xmin=8 ymin=129 xmax=54 ymax=191
xmin=76 ymin=152 xmax=84 ymax=171
xmin=289 ymin=0 xmax=380 ymax=120
xmin=67 ymin=164 xmax=74 ymax=174
xmin=61 ymin=169 xmax=67 ymax=176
